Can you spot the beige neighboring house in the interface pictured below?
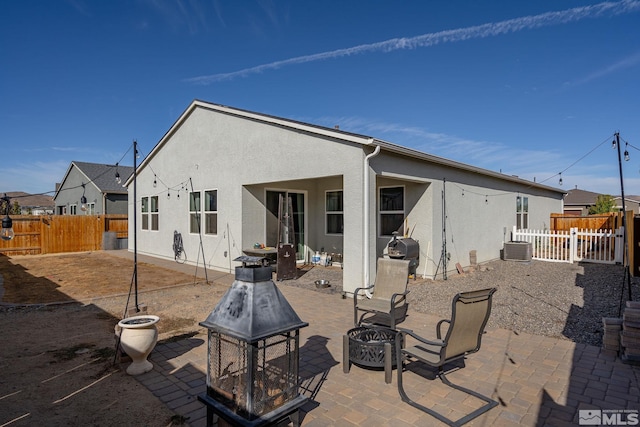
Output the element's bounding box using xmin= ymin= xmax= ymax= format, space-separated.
xmin=564 ymin=188 xmax=640 ymax=216
xmin=563 ymin=188 xmax=601 ymax=216
xmin=125 ymin=99 xmax=565 ymax=295
xmin=614 ymin=195 xmax=640 ymax=214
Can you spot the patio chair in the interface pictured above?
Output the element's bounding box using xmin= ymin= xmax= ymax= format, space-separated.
xmin=395 ymin=287 xmax=498 ymax=427
xmin=353 ymin=258 xmax=410 ymax=329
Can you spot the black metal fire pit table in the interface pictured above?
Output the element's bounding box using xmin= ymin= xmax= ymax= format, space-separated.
xmin=343 ymin=325 xmax=398 ymax=384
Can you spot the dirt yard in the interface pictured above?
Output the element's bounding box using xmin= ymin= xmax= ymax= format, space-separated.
xmin=0 ymin=251 xmax=229 ymax=427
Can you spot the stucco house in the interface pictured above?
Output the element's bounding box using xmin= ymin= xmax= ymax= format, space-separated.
xmin=563 ymin=188 xmax=601 ymax=216
xmin=563 ymin=187 xmax=640 ymax=216
xmin=614 ymin=195 xmax=640 ymax=215
xmin=126 ymin=100 xmax=564 ymax=295
xmin=54 ymin=161 xmax=134 ymax=215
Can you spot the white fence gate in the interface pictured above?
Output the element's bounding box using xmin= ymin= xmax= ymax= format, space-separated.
xmin=512 ymin=226 xmax=623 ymax=264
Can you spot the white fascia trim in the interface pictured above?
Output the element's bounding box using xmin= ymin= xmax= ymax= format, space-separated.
xmin=379 ymin=171 xmax=431 ymax=184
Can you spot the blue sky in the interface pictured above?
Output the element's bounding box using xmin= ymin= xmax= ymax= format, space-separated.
xmin=1 ymin=0 xmax=639 ymax=196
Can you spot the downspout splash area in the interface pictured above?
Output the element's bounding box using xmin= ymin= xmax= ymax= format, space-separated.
xmin=363 ymin=143 xmax=380 ymax=298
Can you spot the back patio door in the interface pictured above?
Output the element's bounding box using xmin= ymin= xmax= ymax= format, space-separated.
xmin=266 ymin=190 xmax=306 ymax=261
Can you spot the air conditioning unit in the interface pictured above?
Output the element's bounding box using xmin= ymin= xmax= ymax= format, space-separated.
xmin=503 ymin=241 xmax=532 ymax=261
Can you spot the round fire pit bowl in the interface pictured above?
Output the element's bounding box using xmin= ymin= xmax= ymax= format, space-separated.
xmin=346 ymin=326 xmax=398 ymax=369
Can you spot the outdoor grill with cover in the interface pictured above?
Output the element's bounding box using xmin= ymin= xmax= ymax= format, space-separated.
xmin=387 ymin=232 xmax=420 ymax=278
xmin=198 ymin=256 xmax=308 ymax=427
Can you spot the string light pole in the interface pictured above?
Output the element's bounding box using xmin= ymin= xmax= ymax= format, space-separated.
xmin=133 ymin=140 xmax=139 ymax=312
xmin=613 ymin=132 xmax=632 ymax=315
xmin=120 ymin=140 xmax=140 ymax=315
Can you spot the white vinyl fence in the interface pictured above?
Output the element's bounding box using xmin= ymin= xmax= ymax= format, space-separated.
xmin=512 ymin=226 xmax=623 ymax=264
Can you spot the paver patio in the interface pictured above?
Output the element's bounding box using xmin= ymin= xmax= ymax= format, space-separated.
xmin=122 ymin=254 xmax=640 ymax=426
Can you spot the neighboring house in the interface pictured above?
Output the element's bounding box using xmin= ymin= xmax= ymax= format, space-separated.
xmin=1 ymin=192 xmax=54 ymax=215
xmin=563 ymin=188 xmax=640 ymax=216
xmin=563 ymin=188 xmax=601 ymax=216
xmin=125 ymin=100 xmax=565 ymax=295
xmin=614 ymin=195 xmax=640 ymax=215
xmin=54 ymin=161 xmax=134 ymax=215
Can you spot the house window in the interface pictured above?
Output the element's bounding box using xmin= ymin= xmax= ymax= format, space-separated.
xmin=204 ymin=190 xmax=217 ymax=235
xmin=190 ymin=191 xmax=201 ymax=234
xmin=142 ymin=196 xmax=158 ymax=231
xmin=85 ymin=203 xmax=96 ymax=215
xmin=141 ymin=197 xmax=149 ymax=230
xmin=517 ymin=196 xmax=528 ymax=229
xmin=379 ymin=186 xmax=404 ymax=236
xmin=70 ymin=204 xmax=77 ymax=215
xmin=150 ymin=196 xmax=159 ymax=230
xmin=326 ymin=190 xmax=343 ymax=235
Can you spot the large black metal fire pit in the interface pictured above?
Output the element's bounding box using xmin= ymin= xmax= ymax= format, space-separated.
xmin=198 ymin=256 xmax=308 ymax=427
xmin=343 ymin=326 xmax=397 ymax=384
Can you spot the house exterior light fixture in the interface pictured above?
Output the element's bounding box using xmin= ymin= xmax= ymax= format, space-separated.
xmin=1 ymin=194 xmax=14 ymax=241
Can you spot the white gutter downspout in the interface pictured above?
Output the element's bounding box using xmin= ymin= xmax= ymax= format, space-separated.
xmin=363 ymin=142 xmax=381 ymax=298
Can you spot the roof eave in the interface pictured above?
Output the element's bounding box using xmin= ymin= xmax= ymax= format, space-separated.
xmin=127 ymin=100 xmax=375 ymax=186
xmin=373 ymin=139 xmax=565 ymax=194
xmin=128 ymin=100 xmax=563 ymax=195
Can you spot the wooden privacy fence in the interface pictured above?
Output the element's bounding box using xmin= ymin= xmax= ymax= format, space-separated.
xmin=550 ymin=212 xmax=623 ymax=232
xmin=512 ymin=225 xmax=623 ymax=264
xmin=0 ymin=214 xmax=128 ymax=256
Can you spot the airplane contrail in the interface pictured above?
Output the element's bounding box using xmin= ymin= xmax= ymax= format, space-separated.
xmin=185 ymin=0 xmax=640 ymax=84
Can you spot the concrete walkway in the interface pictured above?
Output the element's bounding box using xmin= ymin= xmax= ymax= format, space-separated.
xmin=117 ymin=252 xmax=640 ymax=426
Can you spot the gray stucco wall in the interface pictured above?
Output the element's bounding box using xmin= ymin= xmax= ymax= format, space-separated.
xmin=54 ymin=167 xmax=104 ymax=214
xmin=370 ymin=151 xmax=563 ymax=278
xmin=105 ymin=194 xmax=128 ymax=214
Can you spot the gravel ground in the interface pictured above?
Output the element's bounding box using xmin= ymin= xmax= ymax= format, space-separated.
xmin=281 ymin=260 xmax=640 ymax=347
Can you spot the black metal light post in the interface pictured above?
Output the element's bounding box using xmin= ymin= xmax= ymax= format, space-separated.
xmin=119 ymin=141 xmax=139 ymax=314
xmin=133 ymin=140 xmax=139 ymax=312
xmin=614 ymin=132 xmax=632 ymax=315
xmin=1 ymin=194 xmax=14 ymax=241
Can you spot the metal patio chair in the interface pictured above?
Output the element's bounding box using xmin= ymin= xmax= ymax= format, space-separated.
xmin=353 ymin=257 xmax=410 ymax=329
xmin=395 ymin=287 xmax=498 ymax=427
